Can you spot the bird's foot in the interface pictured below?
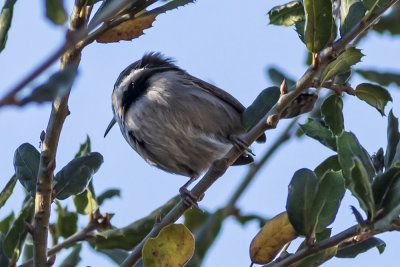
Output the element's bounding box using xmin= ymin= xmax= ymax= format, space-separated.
xmin=179 ymin=186 xmax=203 ymax=210
xmin=229 ymin=135 xmax=254 ymax=156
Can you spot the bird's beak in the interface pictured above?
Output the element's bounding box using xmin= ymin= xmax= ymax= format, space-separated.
xmin=104 ymin=117 xmax=116 ymax=137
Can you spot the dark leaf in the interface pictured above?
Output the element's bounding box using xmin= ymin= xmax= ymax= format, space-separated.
xmin=321 ymin=94 xmax=344 ymax=135
xmin=0 ymin=175 xmax=17 ymax=209
xmin=372 ymin=164 xmax=400 ymax=209
xmin=14 ymin=143 xmax=40 ymax=197
xmin=356 ymin=69 xmax=400 ymax=87
xmin=184 ymin=208 xmax=210 ymax=233
xmin=45 ymin=0 xmax=67 ymax=25
xmin=142 ymin=0 xmax=195 ymax=17
xmin=268 ymin=1 xmax=305 ymax=26
xmin=93 ymin=196 xmax=180 ymax=250
xmin=75 ymin=135 xmax=91 ymax=158
xmin=92 ymin=248 xmax=129 ymax=265
xmin=97 ymin=189 xmax=121 ymax=206
xmin=340 ymin=0 xmax=366 ymax=36
xmin=321 ymin=47 xmax=364 ymax=83
xmin=0 ymin=0 xmax=17 ymax=53
xmin=21 ymin=64 xmax=78 ymax=105
xmin=3 ymin=197 xmax=34 ymax=263
xmin=355 ymin=83 xmax=392 ymax=116
xmin=59 ymin=244 xmax=82 ymax=267
xmin=350 ymin=205 xmax=365 ymax=225
xmin=53 ymin=152 xmax=104 ymax=200
xmin=337 ymin=131 xmax=375 ymax=186
xmin=314 ymin=155 xmax=341 ymax=178
xmin=241 ymin=87 xmax=280 ymax=131
xmin=351 ymin=157 xmax=375 ymax=217
xmin=299 ymin=118 xmax=337 ymax=151
xmin=372 ymin=148 xmax=385 ymax=173
xmin=295 ymin=19 xmax=306 ymax=44
xmin=373 ymin=2 xmax=400 ymax=35
xmin=0 ymin=234 xmax=10 ymax=267
xmin=385 ymin=110 xmax=400 ymax=168
xmin=234 ymin=213 xmax=269 ymax=228
xmin=336 ymin=237 xmax=385 ymax=258
xmin=55 ymin=202 xmax=78 ymax=238
xmin=304 ymin=0 xmax=333 ymax=52
xmin=286 ymin=169 xmax=319 ymax=235
xmin=267 ymin=67 xmax=296 ymax=88
xmin=187 ymin=210 xmax=224 ymax=267
xmin=0 ymin=212 xmax=14 ymax=234
xmin=312 ymin=171 xmax=345 ymax=233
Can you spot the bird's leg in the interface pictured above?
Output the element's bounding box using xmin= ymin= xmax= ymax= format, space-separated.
xmin=229 ymin=135 xmax=255 ymax=156
xmin=179 ymin=177 xmax=203 ymax=209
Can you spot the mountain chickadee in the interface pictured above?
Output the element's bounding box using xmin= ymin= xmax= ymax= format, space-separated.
xmin=104 ymin=53 xmax=317 ymax=205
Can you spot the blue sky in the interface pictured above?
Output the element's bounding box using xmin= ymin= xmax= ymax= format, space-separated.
xmin=1 ymin=0 xmax=400 ymax=266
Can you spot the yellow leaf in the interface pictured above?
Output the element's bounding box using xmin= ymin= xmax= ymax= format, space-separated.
xmin=250 ymin=212 xmax=298 ymax=264
xmin=142 ymin=224 xmax=195 ymax=267
xmin=96 ymin=14 xmax=156 ymax=43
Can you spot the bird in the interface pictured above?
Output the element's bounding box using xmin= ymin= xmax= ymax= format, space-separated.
xmin=104 ymin=52 xmax=317 ymax=206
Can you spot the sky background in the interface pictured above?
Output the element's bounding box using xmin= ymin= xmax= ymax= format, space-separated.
xmin=0 ymin=0 xmax=400 ymax=266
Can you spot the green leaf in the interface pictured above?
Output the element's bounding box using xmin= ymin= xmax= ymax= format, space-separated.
xmin=97 ymin=189 xmax=121 ymax=206
xmin=312 ymin=171 xmax=345 ymax=233
xmin=241 ymin=87 xmax=280 ymax=131
xmin=314 ymin=155 xmax=341 ymax=178
xmin=268 ymin=1 xmax=305 ymax=26
xmin=53 ymin=152 xmax=104 ymax=200
xmin=292 ymin=246 xmax=337 ymax=266
xmin=351 ymin=157 xmax=375 ymax=217
xmin=56 ymin=203 xmax=78 ymax=238
xmin=373 ymin=3 xmax=400 ymax=35
xmin=0 ymin=175 xmax=17 ymax=209
xmin=299 ymin=118 xmax=337 ymax=151
xmin=372 ymin=165 xmax=400 ymax=209
xmin=351 ymin=205 xmax=365 ymax=225
xmin=337 ymin=131 xmax=375 ymax=186
xmin=3 ymin=197 xmax=34 ymax=263
xmin=295 ymin=19 xmax=306 ymax=44
xmin=304 ymin=0 xmax=333 ymax=53
xmin=21 ymin=64 xmax=78 ymax=105
xmin=336 ymin=237 xmax=385 ymax=258
xmin=321 ymin=95 xmax=344 ymax=135
xmin=340 ymin=0 xmax=366 ymax=36
xmin=0 ymin=234 xmax=10 ymax=266
xmin=234 ymin=213 xmax=269 ymax=228
xmin=286 ymin=169 xmax=319 ymax=236
xmin=363 ymin=0 xmax=392 ymax=13
xmin=356 ymin=69 xmax=400 ymax=87
xmin=187 ymin=210 xmax=224 ymax=267
xmin=45 ymin=0 xmax=67 ymax=25
xmin=143 ymin=224 xmax=194 ymax=267
xmin=14 ymin=143 xmax=40 ymax=197
xmin=355 ymin=83 xmax=392 ymax=116
xmin=0 ymin=0 xmax=17 ymax=53
xmin=0 ymin=212 xmax=15 ymax=234
xmin=267 ymin=67 xmax=296 ymax=88
xmin=73 ymin=186 xmax=98 ymax=215
xmin=321 ymin=47 xmax=364 ymax=84
xmin=75 ymin=135 xmax=91 ymax=158
xmin=21 ymin=241 xmax=33 ymax=264
xmin=59 ymin=244 xmax=82 ymax=267
xmin=93 ymin=196 xmax=180 ymax=250
xmin=385 ymin=110 xmax=400 ymax=168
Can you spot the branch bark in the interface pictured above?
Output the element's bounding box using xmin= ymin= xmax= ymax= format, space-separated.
xmin=120 ymin=1 xmax=399 ymax=265
xmin=32 ymin=2 xmax=88 ymax=266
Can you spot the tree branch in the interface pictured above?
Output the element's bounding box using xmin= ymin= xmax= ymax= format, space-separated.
xmin=312 ymin=81 xmax=356 ymax=96
xmin=119 ymin=1 xmax=399 ymax=265
xmin=32 ymin=2 xmax=88 ymax=266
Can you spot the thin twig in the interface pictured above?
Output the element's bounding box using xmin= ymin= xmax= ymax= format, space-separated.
xmin=119 ymin=1 xmax=399 ymax=265
xmin=312 ymin=81 xmax=356 ymax=96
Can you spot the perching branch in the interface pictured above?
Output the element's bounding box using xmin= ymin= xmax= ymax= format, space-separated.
xmin=32 ymin=2 xmax=89 ymax=266
xmin=263 ymin=220 xmax=400 ymax=267
xmin=120 ymin=1 xmax=399 ymax=265
xmin=312 ymin=81 xmax=356 ymax=96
